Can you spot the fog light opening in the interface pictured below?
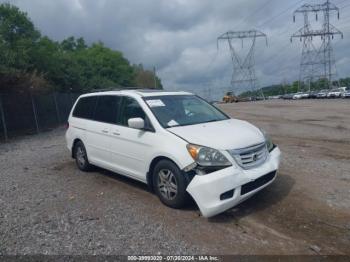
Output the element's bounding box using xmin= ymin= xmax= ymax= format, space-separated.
xmin=220 ymin=189 xmax=235 ymax=201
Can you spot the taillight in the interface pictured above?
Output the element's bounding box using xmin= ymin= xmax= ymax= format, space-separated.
xmin=65 ymin=122 xmax=69 ymax=129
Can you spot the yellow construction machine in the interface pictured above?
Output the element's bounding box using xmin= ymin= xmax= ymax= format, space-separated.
xmin=222 ymin=92 xmax=239 ymax=103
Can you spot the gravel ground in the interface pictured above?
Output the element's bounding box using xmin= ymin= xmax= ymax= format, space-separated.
xmin=0 ymin=130 xmax=203 ymax=255
xmin=0 ymin=99 xmax=349 ymax=255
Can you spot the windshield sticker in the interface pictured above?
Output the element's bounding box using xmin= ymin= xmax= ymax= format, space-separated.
xmin=167 ymin=120 xmax=179 ymax=127
xmin=146 ymin=99 xmax=165 ymax=107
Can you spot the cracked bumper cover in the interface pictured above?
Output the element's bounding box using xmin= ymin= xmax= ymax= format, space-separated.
xmin=186 ymin=146 xmax=281 ymax=218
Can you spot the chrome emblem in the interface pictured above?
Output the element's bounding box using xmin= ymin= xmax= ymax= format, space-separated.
xmin=253 ymin=154 xmax=258 ymax=161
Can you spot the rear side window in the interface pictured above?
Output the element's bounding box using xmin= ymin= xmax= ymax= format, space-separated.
xmin=72 ymin=96 xmax=97 ymax=119
xmin=93 ymin=96 xmax=121 ymax=124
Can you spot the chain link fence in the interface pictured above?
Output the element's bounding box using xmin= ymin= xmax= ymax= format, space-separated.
xmin=0 ymin=91 xmax=81 ymax=141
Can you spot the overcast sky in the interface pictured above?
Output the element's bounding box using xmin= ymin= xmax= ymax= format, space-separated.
xmin=3 ymin=0 xmax=350 ymax=99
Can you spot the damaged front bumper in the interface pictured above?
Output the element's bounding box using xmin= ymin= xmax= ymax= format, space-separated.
xmin=186 ymin=146 xmax=281 ymax=218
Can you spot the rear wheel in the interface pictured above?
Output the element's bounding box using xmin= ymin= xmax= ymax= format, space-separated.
xmin=153 ymin=160 xmax=189 ymax=209
xmin=74 ymin=141 xmax=92 ymax=171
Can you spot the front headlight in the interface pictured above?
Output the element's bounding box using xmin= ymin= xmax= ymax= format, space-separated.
xmin=186 ymin=144 xmax=232 ymax=167
xmin=261 ymin=129 xmax=274 ymax=152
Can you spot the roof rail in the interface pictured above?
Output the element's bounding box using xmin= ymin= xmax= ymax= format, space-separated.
xmin=89 ymin=87 xmax=164 ymax=93
xmin=89 ymin=87 xmax=119 ymax=93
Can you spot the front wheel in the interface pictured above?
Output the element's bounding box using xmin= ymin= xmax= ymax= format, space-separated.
xmin=153 ymin=160 xmax=189 ymax=209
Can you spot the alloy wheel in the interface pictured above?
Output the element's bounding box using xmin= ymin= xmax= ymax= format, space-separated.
xmin=76 ymin=146 xmax=86 ymax=167
xmin=157 ymin=169 xmax=178 ymax=200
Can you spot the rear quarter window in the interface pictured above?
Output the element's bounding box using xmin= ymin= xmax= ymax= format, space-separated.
xmin=72 ymin=96 xmax=97 ymax=119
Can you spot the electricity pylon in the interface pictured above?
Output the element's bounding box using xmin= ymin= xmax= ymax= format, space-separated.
xmin=217 ymin=30 xmax=268 ymax=96
xmin=291 ymin=0 xmax=343 ymax=90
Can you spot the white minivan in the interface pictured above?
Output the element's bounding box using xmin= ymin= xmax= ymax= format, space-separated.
xmin=66 ymin=90 xmax=281 ymax=217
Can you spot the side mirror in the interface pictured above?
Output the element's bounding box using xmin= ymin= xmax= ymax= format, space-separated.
xmin=128 ymin=118 xmax=145 ymax=130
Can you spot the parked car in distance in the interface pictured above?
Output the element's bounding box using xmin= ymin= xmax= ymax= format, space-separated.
xmin=268 ymin=95 xmax=281 ymax=99
xmin=66 ymin=90 xmax=281 ymax=218
xmin=292 ymin=93 xmax=303 ymax=100
xmin=327 ymin=89 xmax=343 ymax=98
xmin=301 ymin=92 xmax=310 ymax=99
xmin=316 ymin=90 xmax=328 ymax=99
xmin=293 ymin=92 xmax=309 ymax=99
xmin=342 ymin=90 xmax=350 ymax=98
xmin=282 ymin=93 xmax=295 ymax=100
xmin=308 ymin=91 xmax=319 ymax=99
xmin=250 ymin=96 xmax=265 ymax=101
xmin=238 ymin=97 xmax=253 ymax=102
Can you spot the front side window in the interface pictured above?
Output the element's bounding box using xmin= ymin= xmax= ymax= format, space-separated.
xmin=144 ymin=95 xmax=229 ymax=128
xmin=120 ymin=97 xmax=146 ymax=126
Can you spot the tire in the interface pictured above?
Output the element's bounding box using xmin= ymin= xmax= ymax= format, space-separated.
xmin=74 ymin=141 xmax=92 ymax=171
xmin=153 ymin=160 xmax=189 ymax=209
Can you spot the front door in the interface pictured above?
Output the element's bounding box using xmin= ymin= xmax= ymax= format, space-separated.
xmin=108 ymin=96 xmax=155 ymax=181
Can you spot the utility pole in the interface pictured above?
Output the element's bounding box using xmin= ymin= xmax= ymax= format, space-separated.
xmin=291 ymin=0 xmax=343 ymax=90
xmin=217 ymin=30 xmax=268 ymax=97
xmin=282 ymin=78 xmax=288 ymax=95
xmin=153 ymin=67 xmax=157 ymax=89
xmin=207 ymin=87 xmax=212 ymax=101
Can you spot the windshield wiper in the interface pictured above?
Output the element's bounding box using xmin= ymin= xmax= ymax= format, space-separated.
xmin=166 ymin=119 xmax=218 ymax=128
xmin=165 ymin=119 xmax=225 ymax=128
xmin=202 ymin=119 xmax=220 ymax=124
xmin=166 ymin=124 xmax=180 ymax=128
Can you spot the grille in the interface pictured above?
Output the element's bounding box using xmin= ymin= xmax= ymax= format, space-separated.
xmin=228 ymin=142 xmax=268 ymax=169
xmin=241 ymin=171 xmax=276 ymax=195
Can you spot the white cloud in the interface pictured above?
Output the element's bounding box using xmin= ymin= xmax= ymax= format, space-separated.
xmin=3 ymin=0 xmax=350 ymax=99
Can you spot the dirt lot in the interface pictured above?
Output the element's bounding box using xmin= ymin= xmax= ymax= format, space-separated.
xmin=0 ymin=99 xmax=349 ymax=255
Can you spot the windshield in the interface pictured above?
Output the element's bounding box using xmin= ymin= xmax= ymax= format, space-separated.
xmin=144 ymin=95 xmax=229 ymax=128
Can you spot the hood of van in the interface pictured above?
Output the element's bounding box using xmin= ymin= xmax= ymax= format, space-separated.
xmin=167 ymin=119 xmax=265 ymax=150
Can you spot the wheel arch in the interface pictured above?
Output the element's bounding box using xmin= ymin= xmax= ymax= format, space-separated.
xmin=146 ymin=156 xmax=181 ymax=192
xmin=71 ymin=138 xmax=83 ymax=158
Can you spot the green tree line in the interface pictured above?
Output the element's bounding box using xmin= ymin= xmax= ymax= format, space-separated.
xmin=0 ymin=3 xmax=162 ymax=93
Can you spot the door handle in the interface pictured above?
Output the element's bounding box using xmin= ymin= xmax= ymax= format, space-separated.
xmin=112 ymin=131 xmax=120 ymax=136
xmin=101 ymin=129 xmax=109 ymax=134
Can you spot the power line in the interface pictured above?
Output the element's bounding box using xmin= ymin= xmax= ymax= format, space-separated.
xmin=340 ymin=2 xmax=350 ymax=9
xmin=258 ymin=0 xmax=305 ymax=28
xmin=235 ymin=0 xmax=277 ymax=29
xmin=335 ymin=0 xmax=349 ymax=6
xmin=204 ymin=49 xmax=219 ymax=73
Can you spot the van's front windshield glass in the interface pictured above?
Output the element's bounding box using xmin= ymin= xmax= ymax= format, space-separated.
xmin=144 ymin=95 xmax=229 ymax=128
